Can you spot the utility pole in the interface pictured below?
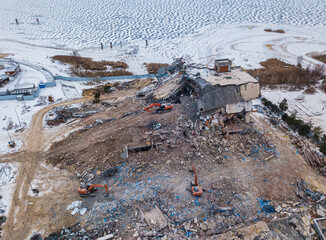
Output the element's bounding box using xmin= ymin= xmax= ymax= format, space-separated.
xmin=22 ymin=96 xmax=27 ymax=109
xmin=24 ymin=152 xmax=39 ymax=195
xmin=14 ymin=107 xmax=21 ymax=127
xmin=6 ymin=129 xmax=12 ymax=142
xmin=24 ymin=167 xmax=33 ymax=191
xmin=24 ymin=167 xmax=39 ymax=195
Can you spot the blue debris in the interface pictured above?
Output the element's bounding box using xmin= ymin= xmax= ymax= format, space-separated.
xmin=258 ymin=198 xmax=275 ymax=213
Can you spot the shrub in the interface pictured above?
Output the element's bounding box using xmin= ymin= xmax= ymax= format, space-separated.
xmin=261 ymin=98 xmax=282 ymax=113
xmin=311 ymin=53 xmax=326 ymax=64
xmin=248 ymin=58 xmax=325 ymax=89
xmin=51 ymin=55 xmax=131 ymax=77
xmin=321 ymin=79 xmax=326 ymax=93
xmin=102 ymin=61 xmax=128 ymax=69
xmin=264 ymin=29 xmax=285 ymax=33
xmin=144 ymin=63 xmax=169 ymax=74
xmin=298 ymin=124 xmax=311 ymax=136
xmin=303 ymin=87 xmax=317 ymax=94
xmin=320 ymin=134 xmax=326 ymax=155
xmin=312 ymin=126 xmax=322 ymax=143
xmin=93 ymin=92 xmax=100 ymax=103
xmin=279 ymin=98 xmax=288 ymax=111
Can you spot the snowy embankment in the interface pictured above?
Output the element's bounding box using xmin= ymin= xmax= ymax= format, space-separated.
xmin=0 ymin=163 xmax=17 ymax=218
xmin=262 ymin=88 xmax=326 ymax=132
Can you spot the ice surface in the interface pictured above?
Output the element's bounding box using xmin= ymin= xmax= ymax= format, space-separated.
xmin=0 ymin=0 xmax=325 ymax=48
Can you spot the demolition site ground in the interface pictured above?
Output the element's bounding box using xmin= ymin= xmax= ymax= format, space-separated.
xmin=1 ymin=78 xmax=326 ymax=240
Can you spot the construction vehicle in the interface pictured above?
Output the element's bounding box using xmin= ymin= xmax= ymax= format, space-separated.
xmin=144 ymin=102 xmax=173 ymax=113
xmin=8 ymin=141 xmax=15 ymax=148
xmin=187 ymin=164 xmax=203 ymax=196
xmin=78 ymin=183 xmax=108 ymax=197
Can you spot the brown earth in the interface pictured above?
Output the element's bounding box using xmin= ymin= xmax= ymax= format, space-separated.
xmin=1 ymin=79 xmax=326 ymax=239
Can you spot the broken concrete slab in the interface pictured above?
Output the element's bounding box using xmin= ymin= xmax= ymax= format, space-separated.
xmin=313 ymin=218 xmax=326 ymax=240
xmin=317 ymin=205 xmax=325 ymax=217
xmin=96 ymin=234 xmax=114 ymax=240
xmin=142 ymin=206 xmax=167 ymax=230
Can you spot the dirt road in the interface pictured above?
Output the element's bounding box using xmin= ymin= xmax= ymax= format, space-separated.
xmin=2 ymin=97 xmax=90 ymax=240
xmin=2 ymin=88 xmax=139 ymax=239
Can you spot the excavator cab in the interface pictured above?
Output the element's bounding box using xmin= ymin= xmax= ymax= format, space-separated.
xmin=78 ymin=183 xmax=108 ymax=197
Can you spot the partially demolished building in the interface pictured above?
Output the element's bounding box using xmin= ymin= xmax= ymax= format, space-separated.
xmin=151 ymin=59 xmax=260 ymax=126
xmin=188 ymin=66 xmax=259 ymax=119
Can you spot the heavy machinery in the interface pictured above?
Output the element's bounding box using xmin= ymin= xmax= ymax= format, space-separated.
xmin=144 ymin=102 xmax=173 ymax=113
xmin=187 ymin=164 xmax=203 ymax=196
xmin=8 ymin=141 xmax=15 ymax=148
xmin=78 ymin=183 xmax=108 ymax=197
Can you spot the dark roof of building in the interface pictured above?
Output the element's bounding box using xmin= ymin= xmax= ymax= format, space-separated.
xmin=196 ymin=85 xmax=242 ymax=112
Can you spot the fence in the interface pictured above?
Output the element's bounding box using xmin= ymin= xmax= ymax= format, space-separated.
xmin=0 ymin=95 xmax=18 ymax=101
xmin=43 ymin=81 xmax=56 ymax=87
xmin=53 ymin=73 xmax=164 ymax=81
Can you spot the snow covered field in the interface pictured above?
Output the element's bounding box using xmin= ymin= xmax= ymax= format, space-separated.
xmin=0 ymin=0 xmax=325 ymax=48
xmin=0 ymin=163 xmax=17 ymax=218
xmin=262 ymin=87 xmax=326 ymax=132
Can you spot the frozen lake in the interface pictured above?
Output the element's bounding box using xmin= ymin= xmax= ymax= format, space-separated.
xmin=0 ymin=0 xmax=325 ymax=48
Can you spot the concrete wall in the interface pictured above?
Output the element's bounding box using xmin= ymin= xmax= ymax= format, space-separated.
xmin=225 ymin=101 xmax=254 ymax=114
xmin=240 ymin=82 xmax=260 ymax=101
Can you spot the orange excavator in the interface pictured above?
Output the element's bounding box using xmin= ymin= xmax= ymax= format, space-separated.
xmin=144 ymin=102 xmax=173 ymax=113
xmin=78 ymin=183 xmax=108 ymax=197
xmin=187 ymin=164 xmax=203 ymax=196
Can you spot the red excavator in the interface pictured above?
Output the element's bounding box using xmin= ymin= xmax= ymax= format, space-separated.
xmin=187 ymin=164 xmax=203 ymax=196
xmin=144 ymin=102 xmax=173 ymax=113
xmin=78 ymin=183 xmax=108 ymax=197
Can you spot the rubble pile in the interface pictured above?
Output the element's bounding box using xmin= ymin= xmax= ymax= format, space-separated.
xmin=45 ymin=103 xmax=103 ymax=127
xmin=36 ymin=71 xmax=326 ymax=239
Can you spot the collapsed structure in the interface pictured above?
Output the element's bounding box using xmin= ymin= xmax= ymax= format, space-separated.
xmin=188 ymin=65 xmax=259 ymax=119
xmin=151 ymin=59 xmax=260 ymax=125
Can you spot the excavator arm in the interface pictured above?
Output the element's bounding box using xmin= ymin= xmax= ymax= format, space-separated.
xmin=192 ymin=164 xmax=198 ymax=186
xmin=144 ymin=103 xmax=161 ymax=112
xmin=144 ymin=103 xmax=173 ymax=113
xmin=88 ymin=184 xmax=108 ymax=192
xmin=190 ymin=164 xmax=203 ymax=196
